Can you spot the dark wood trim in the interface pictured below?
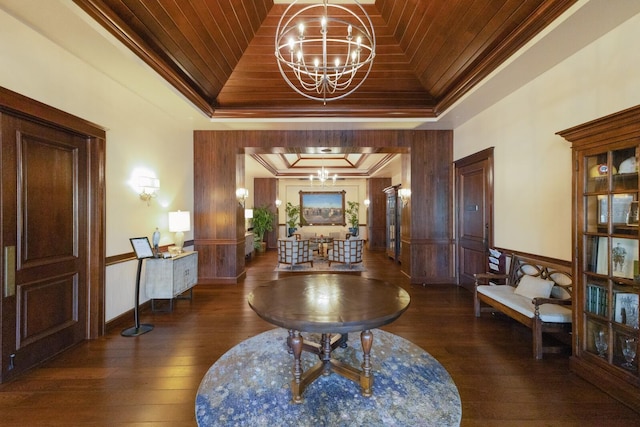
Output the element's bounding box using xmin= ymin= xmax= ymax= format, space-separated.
xmin=0 ymin=87 xmax=106 ymax=138
xmin=557 ymin=104 xmax=640 ymax=149
xmin=454 ymin=147 xmax=495 ymax=168
xmin=493 ymin=246 xmax=572 ymax=268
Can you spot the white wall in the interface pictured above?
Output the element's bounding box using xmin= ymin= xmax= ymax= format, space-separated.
xmin=454 ymin=12 xmax=640 ymax=261
xmin=0 ymin=7 xmax=195 ymax=320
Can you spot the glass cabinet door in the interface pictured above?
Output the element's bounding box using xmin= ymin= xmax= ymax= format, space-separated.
xmin=581 ymin=146 xmax=639 ymax=376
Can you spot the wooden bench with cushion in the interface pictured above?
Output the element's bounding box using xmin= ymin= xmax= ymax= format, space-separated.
xmin=474 ymin=253 xmax=573 ymax=359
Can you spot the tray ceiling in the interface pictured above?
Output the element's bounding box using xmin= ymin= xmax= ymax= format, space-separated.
xmin=72 ymin=0 xmax=576 ymax=120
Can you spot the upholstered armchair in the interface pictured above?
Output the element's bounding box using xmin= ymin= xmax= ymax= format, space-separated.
xmin=328 ymin=239 xmax=363 ymax=268
xmin=277 ymin=239 xmax=314 ymax=269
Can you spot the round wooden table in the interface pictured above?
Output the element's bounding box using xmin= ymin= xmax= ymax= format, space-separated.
xmin=248 ymin=274 xmax=411 ymax=403
xmin=310 ymin=236 xmax=333 ymax=257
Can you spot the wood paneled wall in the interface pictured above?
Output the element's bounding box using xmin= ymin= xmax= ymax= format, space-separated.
xmin=406 ymin=132 xmax=455 ymax=284
xmin=193 ymin=130 xmax=454 ymax=284
xmin=367 ymin=178 xmax=391 ymax=251
xmin=193 ymin=133 xmax=246 ymax=283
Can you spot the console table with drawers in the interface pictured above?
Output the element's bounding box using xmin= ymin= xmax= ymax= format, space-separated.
xmin=145 ymin=251 xmax=198 ymax=311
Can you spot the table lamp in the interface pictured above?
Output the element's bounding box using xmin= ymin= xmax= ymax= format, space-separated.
xmin=168 ymin=210 xmax=190 ymax=253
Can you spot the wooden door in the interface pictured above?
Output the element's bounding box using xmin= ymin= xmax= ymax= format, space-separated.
xmin=1 ymin=114 xmax=88 ymax=382
xmin=455 ymin=148 xmax=494 ymax=291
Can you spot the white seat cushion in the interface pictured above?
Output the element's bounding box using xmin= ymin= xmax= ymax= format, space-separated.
xmin=478 ymin=285 xmax=571 ymax=323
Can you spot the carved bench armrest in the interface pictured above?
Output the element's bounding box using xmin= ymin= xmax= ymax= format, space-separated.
xmin=473 ymin=273 xmax=508 ymax=287
xmin=532 ymin=297 xmax=572 ymax=319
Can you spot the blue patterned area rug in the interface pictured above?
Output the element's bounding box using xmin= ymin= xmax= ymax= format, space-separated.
xmin=196 ymin=328 xmax=461 ymax=426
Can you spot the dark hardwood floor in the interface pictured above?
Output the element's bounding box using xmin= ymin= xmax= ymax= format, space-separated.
xmin=0 ymin=249 xmax=638 ymax=426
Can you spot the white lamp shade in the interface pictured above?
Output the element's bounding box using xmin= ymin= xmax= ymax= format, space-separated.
xmin=168 ymin=211 xmax=191 ymax=232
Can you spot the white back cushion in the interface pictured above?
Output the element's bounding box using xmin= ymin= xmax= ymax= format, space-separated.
xmin=514 ymin=275 xmax=554 ymax=299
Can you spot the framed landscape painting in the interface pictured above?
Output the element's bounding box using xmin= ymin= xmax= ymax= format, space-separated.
xmin=300 ymin=191 xmax=345 ymax=225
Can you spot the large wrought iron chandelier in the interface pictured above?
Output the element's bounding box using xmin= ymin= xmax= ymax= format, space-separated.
xmin=275 ymin=0 xmax=376 ymax=104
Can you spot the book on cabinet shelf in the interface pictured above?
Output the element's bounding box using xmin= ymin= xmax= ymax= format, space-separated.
xmin=587 ymin=284 xmax=608 ymax=317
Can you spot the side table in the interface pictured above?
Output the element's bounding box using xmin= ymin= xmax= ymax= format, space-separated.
xmin=145 ymin=251 xmax=198 ymax=311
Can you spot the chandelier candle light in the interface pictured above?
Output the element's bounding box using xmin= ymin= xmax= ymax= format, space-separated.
xmin=310 ymin=164 xmax=337 ymax=186
xmin=275 ymin=0 xmax=376 ymax=103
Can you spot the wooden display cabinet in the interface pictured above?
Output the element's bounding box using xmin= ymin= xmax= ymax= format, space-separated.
xmin=384 ymin=185 xmax=401 ymax=262
xmin=558 ymin=105 xmax=640 ymax=413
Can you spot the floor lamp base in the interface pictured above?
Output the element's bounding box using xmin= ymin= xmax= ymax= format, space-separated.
xmin=121 ymin=324 xmax=154 ymax=337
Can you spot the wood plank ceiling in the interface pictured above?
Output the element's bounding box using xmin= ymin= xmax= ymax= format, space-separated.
xmin=73 ymin=0 xmax=576 ymax=120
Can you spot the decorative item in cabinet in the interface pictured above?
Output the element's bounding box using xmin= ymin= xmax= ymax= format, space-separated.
xmin=586 ymin=320 xmax=609 ymax=358
xmin=621 ymin=336 xmax=637 ymax=371
xmin=614 ymin=290 xmax=639 ymax=329
xmin=611 ymin=238 xmax=638 ymax=279
xmin=145 ymin=251 xmax=198 ymax=312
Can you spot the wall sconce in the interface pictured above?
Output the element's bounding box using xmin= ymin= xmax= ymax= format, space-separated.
xmin=236 ymin=188 xmax=249 ymax=207
xmin=363 ymin=199 xmax=371 ymax=208
xmin=398 ymin=188 xmax=411 ymax=207
xmin=168 ymin=210 xmax=190 ymax=254
xmin=275 ymin=199 xmax=282 ymax=209
xmin=138 ymin=176 xmax=159 ymax=206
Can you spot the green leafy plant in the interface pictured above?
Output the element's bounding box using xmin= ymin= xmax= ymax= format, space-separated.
xmin=252 ymin=205 xmax=275 ymax=250
xmin=346 ymin=201 xmax=360 ymax=228
xmin=285 ymin=202 xmax=301 ymax=229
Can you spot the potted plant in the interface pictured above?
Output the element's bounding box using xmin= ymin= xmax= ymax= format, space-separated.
xmin=252 ymin=205 xmax=275 ymax=252
xmin=285 ymin=202 xmax=301 ymax=237
xmin=346 ymin=201 xmax=359 ymax=236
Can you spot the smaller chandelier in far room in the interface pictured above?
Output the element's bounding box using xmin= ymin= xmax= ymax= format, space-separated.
xmin=310 ymin=165 xmax=337 ymax=186
xmin=275 ymin=0 xmax=376 ymax=104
